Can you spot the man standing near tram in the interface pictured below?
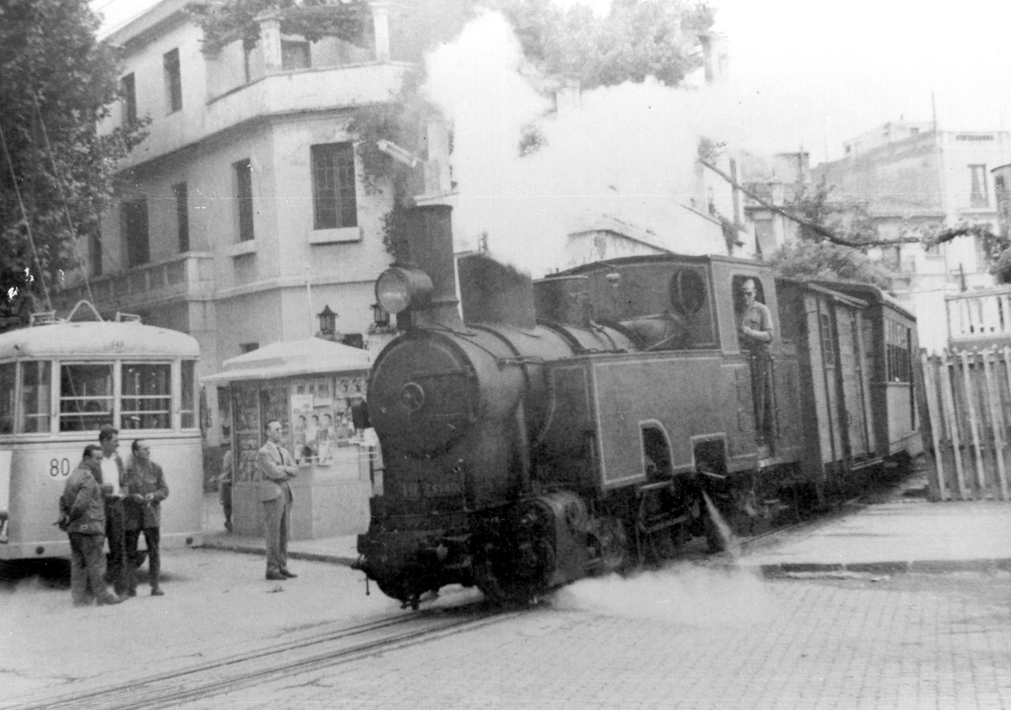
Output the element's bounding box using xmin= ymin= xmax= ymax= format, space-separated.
xmin=59 ymin=445 xmax=125 ymax=606
xmin=97 ymin=425 xmax=128 ymax=597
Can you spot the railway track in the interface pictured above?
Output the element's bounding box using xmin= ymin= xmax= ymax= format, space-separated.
xmin=8 ymin=603 xmax=516 ymax=710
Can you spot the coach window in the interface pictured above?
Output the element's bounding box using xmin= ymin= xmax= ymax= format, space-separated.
xmin=0 ymin=363 xmax=14 ymax=434
xmin=60 ymin=363 xmax=114 ymax=432
xmin=122 ymin=363 xmax=172 ymax=430
xmin=19 ymin=361 xmax=51 ymax=433
xmin=886 ymin=320 xmax=912 ymax=383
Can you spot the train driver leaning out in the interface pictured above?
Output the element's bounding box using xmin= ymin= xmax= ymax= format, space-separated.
xmin=739 ymin=278 xmax=774 ymax=444
xmin=257 ymin=420 xmax=298 ymax=581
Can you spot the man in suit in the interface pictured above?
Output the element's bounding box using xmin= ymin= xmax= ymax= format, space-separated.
xmin=257 ymin=419 xmax=298 ymax=581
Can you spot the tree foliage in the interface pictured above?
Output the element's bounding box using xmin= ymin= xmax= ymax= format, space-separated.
xmin=0 ymin=0 xmax=145 ymax=327
xmin=768 ymin=179 xmax=893 ymax=289
xmin=187 ymin=0 xmax=369 ymax=54
xmin=493 ymin=0 xmax=714 ymax=89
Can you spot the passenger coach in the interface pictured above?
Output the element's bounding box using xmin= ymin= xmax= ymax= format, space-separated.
xmin=0 ymin=302 xmax=203 ymax=560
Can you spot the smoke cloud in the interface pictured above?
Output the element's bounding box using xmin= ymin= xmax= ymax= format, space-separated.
xmin=421 ymin=12 xmax=785 ymax=277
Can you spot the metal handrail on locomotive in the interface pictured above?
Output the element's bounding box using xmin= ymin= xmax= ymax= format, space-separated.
xmin=0 ymin=301 xmax=203 ymax=560
xmin=356 ymin=205 xmax=921 ymax=608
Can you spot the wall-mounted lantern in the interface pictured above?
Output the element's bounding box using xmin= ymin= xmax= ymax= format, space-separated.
xmin=371 ymin=303 xmax=390 ymax=327
xmin=317 ymin=304 xmax=337 ymax=336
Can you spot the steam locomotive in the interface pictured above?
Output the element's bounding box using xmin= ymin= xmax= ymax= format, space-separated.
xmin=356 ymin=205 xmax=921 ymax=608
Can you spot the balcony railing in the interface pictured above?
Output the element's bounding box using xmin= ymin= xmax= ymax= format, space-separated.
xmin=54 ymin=253 xmax=214 ymax=314
xmin=946 ymin=287 xmax=1011 ymax=343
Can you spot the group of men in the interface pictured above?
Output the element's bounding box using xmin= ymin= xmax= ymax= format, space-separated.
xmin=59 ymin=426 xmax=169 ymax=606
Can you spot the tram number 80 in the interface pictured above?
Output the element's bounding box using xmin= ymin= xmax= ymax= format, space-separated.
xmin=49 ymin=458 xmax=72 ymax=477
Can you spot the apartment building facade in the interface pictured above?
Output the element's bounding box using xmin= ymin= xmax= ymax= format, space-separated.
xmin=814 ymin=123 xmax=1011 ymax=350
xmin=53 ymin=0 xmax=413 ymax=443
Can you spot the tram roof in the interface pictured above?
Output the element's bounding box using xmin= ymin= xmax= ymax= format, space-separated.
xmin=0 ymin=320 xmax=200 ymax=360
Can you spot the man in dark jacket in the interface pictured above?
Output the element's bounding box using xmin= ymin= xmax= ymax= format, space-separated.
xmin=60 ymin=445 xmax=125 ymax=606
xmin=123 ymin=439 xmax=169 ymax=597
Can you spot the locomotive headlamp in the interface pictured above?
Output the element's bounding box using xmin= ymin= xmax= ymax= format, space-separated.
xmin=375 ymin=267 xmax=434 ymax=314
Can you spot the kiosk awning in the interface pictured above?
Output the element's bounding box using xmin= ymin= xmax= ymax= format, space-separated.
xmin=201 ymin=338 xmax=371 ymax=384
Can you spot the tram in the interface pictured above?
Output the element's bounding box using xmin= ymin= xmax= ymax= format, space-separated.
xmin=0 ymin=302 xmax=203 ymax=560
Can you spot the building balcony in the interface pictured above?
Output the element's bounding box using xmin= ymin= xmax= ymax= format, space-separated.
xmin=946 ymin=286 xmax=1011 ymax=347
xmin=54 ymin=253 xmax=214 ymax=315
xmin=119 ymin=62 xmax=411 ymax=171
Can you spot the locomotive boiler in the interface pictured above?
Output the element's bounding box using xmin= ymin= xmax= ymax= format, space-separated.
xmin=356 ymin=204 xmax=921 ymax=608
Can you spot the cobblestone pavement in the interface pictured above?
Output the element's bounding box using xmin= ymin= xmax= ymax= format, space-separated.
xmin=176 ymin=566 xmax=1011 ymax=710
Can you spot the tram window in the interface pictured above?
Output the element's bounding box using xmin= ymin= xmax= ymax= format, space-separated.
xmin=181 ymin=360 xmax=196 ymax=429
xmin=122 ymin=363 xmax=171 ymax=430
xmin=60 ymin=364 xmax=114 ymax=432
xmin=0 ymin=363 xmax=14 ymax=434
xmin=20 ymin=361 xmax=51 ymax=433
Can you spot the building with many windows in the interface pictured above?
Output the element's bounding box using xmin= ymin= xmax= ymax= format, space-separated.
xmin=813 ymin=123 xmax=1011 ymax=350
xmin=52 ymin=0 xmax=416 ymax=443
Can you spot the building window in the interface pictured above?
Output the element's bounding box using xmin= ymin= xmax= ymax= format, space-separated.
xmin=281 ymin=40 xmax=310 ymax=70
xmin=969 ymin=164 xmax=988 ymax=208
xmin=240 ymin=342 xmax=259 ymax=354
xmin=164 ymin=48 xmax=182 ymax=114
xmin=235 ymin=159 xmax=254 ymax=242
xmin=123 ymin=197 xmax=150 ymax=267
xmin=173 ymin=182 xmax=189 ymax=253
xmin=311 ymin=143 xmax=357 ymax=230
xmin=121 ymin=73 xmax=137 ymax=127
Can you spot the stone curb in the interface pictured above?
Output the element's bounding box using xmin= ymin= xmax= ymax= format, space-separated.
xmin=740 ymin=558 xmax=1011 ymax=577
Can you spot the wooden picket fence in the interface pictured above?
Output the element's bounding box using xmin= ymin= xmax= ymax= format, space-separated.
xmin=919 ymin=347 xmax=1011 ymax=501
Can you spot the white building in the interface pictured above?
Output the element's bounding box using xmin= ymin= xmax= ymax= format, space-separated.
xmin=54 ymin=0 xmax=415 ymax=443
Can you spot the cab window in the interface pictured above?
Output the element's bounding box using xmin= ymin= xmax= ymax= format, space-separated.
xmin=20 ymin=361 xmax=51 ymax=433
xmin=60 ymin=363 xmax=114 ymax=432
xmin=122 ymin=363 xmax=172 ymax=430
xmin=0 ymin=363 xmax=14 ymax=434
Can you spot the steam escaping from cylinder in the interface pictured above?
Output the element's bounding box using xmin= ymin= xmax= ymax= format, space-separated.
xmin=703 ymin=491 xmax=741 ymax=559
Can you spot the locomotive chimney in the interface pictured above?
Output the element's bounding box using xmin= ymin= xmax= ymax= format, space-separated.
xmin=403 ymin=204 xmax=463 ymax=329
